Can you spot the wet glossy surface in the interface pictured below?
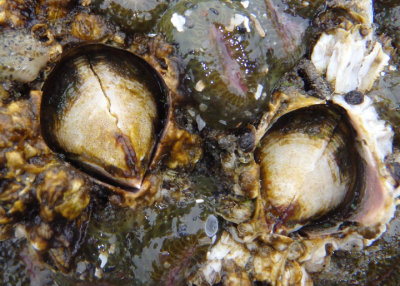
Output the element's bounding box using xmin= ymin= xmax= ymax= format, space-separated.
xmin=0 ymin=0 xmax=399 ymax=285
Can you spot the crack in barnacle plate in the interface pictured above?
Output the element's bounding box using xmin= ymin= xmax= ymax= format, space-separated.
xmin=0 ymin=0 xmax=399 ymax=285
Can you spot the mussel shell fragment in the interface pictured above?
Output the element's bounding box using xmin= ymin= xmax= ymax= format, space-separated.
xmin=40 ymin=44 xmax=170 ymax=190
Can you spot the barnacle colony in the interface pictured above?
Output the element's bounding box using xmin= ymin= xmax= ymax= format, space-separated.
xmin=0 ymin=0 xmax=399 ymax=285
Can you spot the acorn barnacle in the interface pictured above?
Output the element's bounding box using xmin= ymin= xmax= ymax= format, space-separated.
xmin=256 ymin=92 xmax=396 ymax=234
xmin=40 ymin=44 xmax=170 ymax=190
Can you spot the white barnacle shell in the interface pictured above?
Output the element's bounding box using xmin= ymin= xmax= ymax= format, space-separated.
xmin=311 ymin=25 xmax=390 ymax=94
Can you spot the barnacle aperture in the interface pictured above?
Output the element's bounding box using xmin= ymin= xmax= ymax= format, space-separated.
xmin=257 ymin=104 xmax=361 ymax=231
xmin=40 ymin=44 xmax=169 ymax=190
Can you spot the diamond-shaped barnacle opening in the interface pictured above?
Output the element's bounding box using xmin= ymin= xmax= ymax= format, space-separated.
xmin=256 ymin=97 xmax=396 ymax=235
xmin=40 ymin=44 xmax=170 ymax=190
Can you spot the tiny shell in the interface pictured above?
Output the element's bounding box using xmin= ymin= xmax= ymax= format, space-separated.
xmin=205 ymin=214 xmax=218 ymax=237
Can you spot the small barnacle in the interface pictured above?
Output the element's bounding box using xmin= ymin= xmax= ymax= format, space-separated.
xmin=0 ymin=0 xmax=31 ymax=27
xmin=71 ymin=12 xmax=111 ymax=41
xmin=35 ymin=0 xmax=74 ymax=21
xmin=35 ymin=165 xmax=90 ymax=222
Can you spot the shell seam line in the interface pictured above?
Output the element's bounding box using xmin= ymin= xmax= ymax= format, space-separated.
xmin=86 ymin=56 xmax=121 ymax=132
xmin=86 ymin=56 xmax=137 ymax=175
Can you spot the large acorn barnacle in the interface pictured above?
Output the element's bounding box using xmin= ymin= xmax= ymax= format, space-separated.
xmin=255 ymin=92 xmax=396 ymax=234
xmin=257 ymin=103 xmax=361 ymax=232
xmin=40 ymin=44 xmax=170 ymax=190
